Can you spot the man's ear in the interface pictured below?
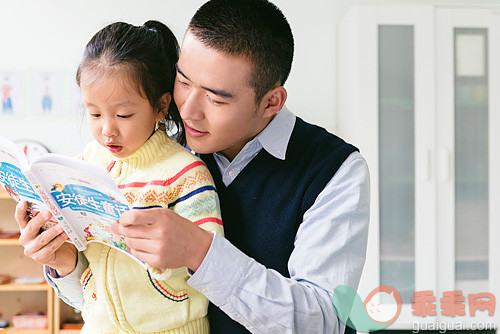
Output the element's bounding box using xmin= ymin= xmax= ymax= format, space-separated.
xmin=260 ymin=86 xmax=287 ymax=119
xmin=156 ymin=92 xmax=172 ymax=121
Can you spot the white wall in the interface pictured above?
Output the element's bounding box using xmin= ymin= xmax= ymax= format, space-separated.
xmin=0 ymin=0 xmax=340 ymax=156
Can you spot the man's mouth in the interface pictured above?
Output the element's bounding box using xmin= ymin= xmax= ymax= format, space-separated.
xmin=184 ymin=123 xmax=207 ymax=137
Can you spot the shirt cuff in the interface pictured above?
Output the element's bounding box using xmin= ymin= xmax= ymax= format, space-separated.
xmin=43 ymin=251 xmax=87 ymax=310
xmin=187 ymin=231 xmax=250 ymax=307
xmin=44 ymin=251 xmax=87 ymax=286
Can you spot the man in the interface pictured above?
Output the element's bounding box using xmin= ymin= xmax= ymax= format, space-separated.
xmin=16 ymin=0 xmax=369 ymax=332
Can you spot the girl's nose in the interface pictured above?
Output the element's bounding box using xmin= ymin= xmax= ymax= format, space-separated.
xmin=102 ymin=121 xmax=118 ymax=137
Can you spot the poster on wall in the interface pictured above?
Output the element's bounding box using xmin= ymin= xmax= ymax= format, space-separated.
xmin=0 ymin=71 xmax=24 ymax=116
xmin=31 ymin=70 xmax=64 ymax=116
xmin=70 ymin=75 xmax=85 ymax=117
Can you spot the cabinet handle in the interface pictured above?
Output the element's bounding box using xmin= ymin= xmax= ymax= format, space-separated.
xmin=438 ymin=149 xmax=452 ymax=182
xmin=419 ymin=149 xmax=433 ymax=182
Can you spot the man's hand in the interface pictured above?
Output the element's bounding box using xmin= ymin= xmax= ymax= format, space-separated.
xmin=15 ymin=201 xmax=77 ymax=277
xmin=111 ymin=208 xmax=213 ymax=272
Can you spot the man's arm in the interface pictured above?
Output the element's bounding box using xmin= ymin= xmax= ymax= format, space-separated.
xmin=188 ymin=152 xmax=370 ymax=333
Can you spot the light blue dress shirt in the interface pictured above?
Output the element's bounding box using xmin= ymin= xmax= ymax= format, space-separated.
xmin=45 ymin=106 xmax=370 ymax=334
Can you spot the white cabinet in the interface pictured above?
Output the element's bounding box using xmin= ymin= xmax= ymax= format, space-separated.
xmin=338 ymin=2 xmax=500 ymax=330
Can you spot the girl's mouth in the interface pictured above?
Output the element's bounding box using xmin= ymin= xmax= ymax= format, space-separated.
xmin=107 ymin=145 xmax=123 ymax=153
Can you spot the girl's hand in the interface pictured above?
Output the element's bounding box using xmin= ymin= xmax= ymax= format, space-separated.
xmin=15 ymin=201 xmax=77 ymax=277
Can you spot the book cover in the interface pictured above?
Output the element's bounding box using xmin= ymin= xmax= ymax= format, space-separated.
xmin=0 ymin=136 xmax=145 ymax=269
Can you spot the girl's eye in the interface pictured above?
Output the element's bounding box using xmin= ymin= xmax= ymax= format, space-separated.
xmin=89 ymin=113 xmax=100 ymax=118
xmin=177 ymin=79 xmax=189 ymax=87
xmin=117 ymin=114 xmax=133 ymax=119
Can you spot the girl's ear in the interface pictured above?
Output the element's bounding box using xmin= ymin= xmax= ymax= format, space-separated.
xmin=259 ymin=86 xmax=287 ymax=119
xmin=156 ymin=92 xmax=172 ymax=122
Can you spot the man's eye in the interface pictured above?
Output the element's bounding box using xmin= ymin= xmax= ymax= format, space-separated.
xmin=207 ymin=96 xmax=224 ymax=106
xmin=177 ymin=79 xmax=189 ymax=87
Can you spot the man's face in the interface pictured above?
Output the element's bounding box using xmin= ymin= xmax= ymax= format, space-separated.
xmin=174 ymin=31 xmax=271 ymax=161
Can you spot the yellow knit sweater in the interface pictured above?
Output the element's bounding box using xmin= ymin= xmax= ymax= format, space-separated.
xmin=79 ymin=129 xmax=223 ymax=334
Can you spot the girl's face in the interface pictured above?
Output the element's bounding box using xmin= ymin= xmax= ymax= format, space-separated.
xmin=81 ymin=71 xmax=168 ymax=159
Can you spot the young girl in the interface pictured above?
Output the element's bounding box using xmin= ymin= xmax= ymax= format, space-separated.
xmin=75 ymin=21 xmax=223 ymax=333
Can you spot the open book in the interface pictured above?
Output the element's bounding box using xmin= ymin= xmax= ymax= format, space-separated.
xmin=0 ymin=136 xmax=146 ymax=269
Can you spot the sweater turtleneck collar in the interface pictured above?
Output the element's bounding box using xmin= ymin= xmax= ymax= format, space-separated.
xmin=106 ymin=127 xmax=175 ymax=180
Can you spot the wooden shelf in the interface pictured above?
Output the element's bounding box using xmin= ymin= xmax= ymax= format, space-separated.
xmin=2 ymin=328 xmax=50 ymax=334
xmin=0 ymin=283 xmax=49 ymax=292
xmin=0 ymin=188 xmax=12 ymax=200
xmin=0 ymin=188 xmax=54 ymax=334
xmin=0 ymin=238 xmax=19 ymax=246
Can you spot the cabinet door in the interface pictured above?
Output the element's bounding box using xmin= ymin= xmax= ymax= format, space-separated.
xmin=436 ymin=7 xmax=500 ymax=327
xmin=347 ymin=4 xmax=437 ymax=328
xmin=340 ymin=3 xmax=499 ymax=330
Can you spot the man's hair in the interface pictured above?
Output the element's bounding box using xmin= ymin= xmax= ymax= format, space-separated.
xmin=189 ymin=0 xmax=294 ymax=103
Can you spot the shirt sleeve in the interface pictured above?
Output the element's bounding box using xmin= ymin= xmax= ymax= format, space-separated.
xmin=44 ymin=251 xmax=88 ymax=310
xmin=187 ymin=151 xmax=370 ymax=333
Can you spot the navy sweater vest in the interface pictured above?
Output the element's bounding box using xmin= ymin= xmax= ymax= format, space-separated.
xmin=201 ymin=117 xmax=358 ymax=333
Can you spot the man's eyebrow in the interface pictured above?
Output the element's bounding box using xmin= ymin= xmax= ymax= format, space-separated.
xmin=175 ymin=63 xmax=234 ymax=99
xmin=202 ymin=85 xmax=234 ymax=99
xmin=175 ymin=63 xmax=190 ymax=81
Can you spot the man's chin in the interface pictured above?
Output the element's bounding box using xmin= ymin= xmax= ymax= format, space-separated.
xmin=185 ymin=139 xmax=210 ymax=155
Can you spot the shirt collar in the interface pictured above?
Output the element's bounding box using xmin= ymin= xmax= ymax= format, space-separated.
xmin=255 ymin=105 xmax=296 ymax=160
xmin=211 ymin=105 xmax=296 ymax=185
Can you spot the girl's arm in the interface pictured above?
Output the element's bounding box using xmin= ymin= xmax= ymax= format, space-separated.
xmin=110 ymin=154 xmax=223 ymax=277
xmin=144 ymin=161 xmax=223 ymax=280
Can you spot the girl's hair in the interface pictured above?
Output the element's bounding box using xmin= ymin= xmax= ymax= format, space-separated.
xmin=76 ymin=20 xmax=185 ymax=145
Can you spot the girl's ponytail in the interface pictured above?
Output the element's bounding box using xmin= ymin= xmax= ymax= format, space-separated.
xmin=142 ymin=20 xmax=184 ymax=145
xmin=143 ymin=20 xmax=180 ymax=73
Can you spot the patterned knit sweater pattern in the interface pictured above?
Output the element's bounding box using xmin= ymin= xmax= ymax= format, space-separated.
xmin=79 ymin=129 xmax=223 ymax=334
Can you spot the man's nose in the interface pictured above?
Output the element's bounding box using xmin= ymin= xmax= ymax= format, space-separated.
xmin=180 ymin=90 xmax=204 ymax=121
